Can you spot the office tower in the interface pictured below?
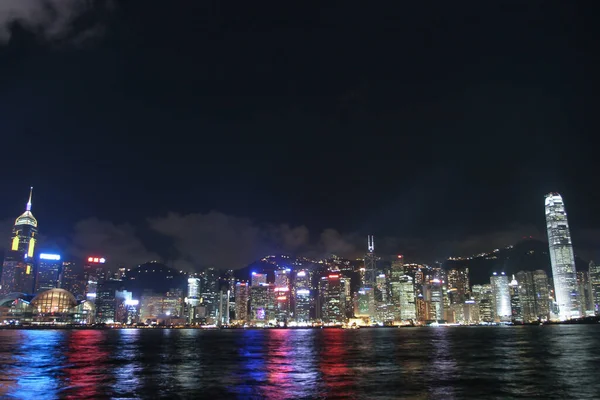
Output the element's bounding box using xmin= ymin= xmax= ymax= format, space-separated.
xmin=274 ymin=268 xmax=291 ymax=288
xmin=423 ymin=278 xmax=444 ymax=321
xmin=515 ymin=271 xmax=536 ymax=322
xmin=187 ymin=276 xmax=201 ymax=307
xmin=274 ymin=286 xmax=290 ymax=324
xmin=250 ymin=283 xmax=273 ymax=323
xmin=226 ymin=269 xmax=236 ymax=316
xmin=0 ymin=189 xmax=38 ymax=295
xmin=83 ymin=256 xmax=106 ymax=303
xmin=251 ymin=272 xmax=267 ymax=287
xmin=235 ymin=282 xmax=249 ymax=322
xmin=509 ymin=275 xmax=522 ymax=322
xmin=532 ymin=270 xmax=551 ymax=320
xmin=186 ymin=276 xmax=201 ymax=322
xmin=10 ymin=187 xmax=38 ymax=258
xmin=96 ymin=281 xmax=122 ymax=323
xmin=35 ymin=253 xmax=62 ymax=293
xmin=217 ymin=290 xmax=230 ymax=326
xmin=590 ymin=261 xmax=600 ymax=315
xmin=363 ymin=235 xmax=377 ymax=288
xmin=355 ymin=287 xmax=376 ymax=318
xmin=319 ymin=273 xmax=348 ymax=324
xmin=202 ymin=267 xmax=219 ymax=294
xmin=577 ymin=271 xmax=594 ymax=316
xmin=447 ymin=267 xmax=470 ymax=304
xmin=60 ymin=261 xmax=85 ymax=299
xmin=490 ymin=272 xmax=511 ymax=322
xmin=294 ymin=270 xmax=311 ymax=322
xmin=545 ymin=193 xmax=580 ymax=320
xmin=398 ymin=275 xmax=416 ymax=320
xmin=472 ymin=284 xmax=494 ymax=322
xmin=164 ymin=288 xmax=184 ymax=317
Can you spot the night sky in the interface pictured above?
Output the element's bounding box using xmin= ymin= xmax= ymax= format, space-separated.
xmin=0 ymin=1 xmax=598 ymax=269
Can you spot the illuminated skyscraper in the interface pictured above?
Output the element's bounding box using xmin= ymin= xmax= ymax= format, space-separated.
xmin=590 ymin=261 xmax=600 ymax=315
xmin=491 ymin=272 xmax=511 ymax=322
xmin=472 ymin=284 xmax=494 ymax=322
xmin=319 ymin=273 xmax=348 ymax=324
xmin=251 ymin=272 xmax=267 ymax=287
xmin=363 ymin=235 xmax=376 ymax=288
xmin=515 ymin=271 xmax=536 ymax=322
xmin=545 ymin=193 xmax=580 ymax=320
xmin=398 ymin=275 xmax=416 ymax=320
xmin=294 ymin=270 xmax=311 ymax=322
xmin=35 ymin=253 xmax=62 ymax=293
xmin=509 ymin=275 xmax=522 ymax=322
xmin=235 ymin=282 xmax=249 ymax=322
xmin=187 ymin=276 xmax=201 ymax=307
xmin=250 ymin=283 xmax=273 ymax=323
xmin=10 ymin=187 xmax=38 ymax=258
xmin=0 ymin=188 xmax=38 ymax=295
xmin=447 ymin=267 xmax=470 ymax=304
xmin=60 ymin=261 xmax=85 ymax=299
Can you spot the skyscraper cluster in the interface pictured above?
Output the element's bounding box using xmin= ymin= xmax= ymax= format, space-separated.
xmin=1 ymin=189 xmax=599 ymax=327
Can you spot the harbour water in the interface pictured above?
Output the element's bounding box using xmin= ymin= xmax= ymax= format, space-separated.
xmin=0 ymin=325 xmax=599 ymax=399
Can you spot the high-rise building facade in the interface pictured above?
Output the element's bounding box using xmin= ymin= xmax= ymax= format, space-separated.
xmin=508 ymin=275 xmax=522 ymax=322
xmin=235 ymin=282 xmax=249 ymax=322
xmin=398 ymin=275 xmax=416 ymax=320
xmin=490 ymin=272 xmax=511 ymax=322
xmin=447 ymin=267 xmax=470 ymax=304
xmin=10 ymin=188 xmax=38 ymax=259
xmin=35 ymin=253 xmax=62 ymax=293
xmin=545 ymin=193 xmax=580 ymax=320
xmin=319 ymin=274 xmax=348 ymax=324
xmin=251 ymin=272 xmax=267 ymax=287
xmin=60 ymin=261 xmax=85 ymax=300
xmin=1 ymin=189 xmax=39 ymax=296
xmin=250 ymin=283 xmax=273 ymax=323
xmin=590 ymin=261 xmax=600 ymax=315
xmin=294 ymin=270 xmax=311 ymax=322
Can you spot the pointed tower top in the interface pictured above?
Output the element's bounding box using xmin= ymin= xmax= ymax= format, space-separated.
xmin=26 ymin=187 xmax=33 ymax=211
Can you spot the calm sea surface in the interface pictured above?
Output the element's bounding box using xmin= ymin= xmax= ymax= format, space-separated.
xmin=0 ymin=326 xmax=599 ymax=399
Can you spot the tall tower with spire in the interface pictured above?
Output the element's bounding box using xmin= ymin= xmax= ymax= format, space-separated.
xmin=0 ymin=188 xmax=38 ymax=295
xmin=11 ymin=187 xmax=38 ymax=258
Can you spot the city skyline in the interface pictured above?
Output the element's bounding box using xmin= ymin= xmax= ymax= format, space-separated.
xmin=2 ymin=186 xmax=598 ymax=324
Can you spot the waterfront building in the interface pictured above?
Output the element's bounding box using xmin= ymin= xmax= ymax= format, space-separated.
xmin=35 ymin=253 xmax=62 ymax=293
xmin=319 ymin=273 xmax=348 ymax=324
xmin=398 ymin=275 xmax=416 ymax=320
xmin=472 ymin=284 xmax=494 ymax=322
xmin=577 ymin=271 xmax=595 ymax=316
xmin=234 ymin=282 xmax=249 ymax=322
xmin=515 ymin=271 xmax=537 ymax=322
xmin=509 ymin=275 xmax=522 ymax=322
xmin=250 ymin=283 xmax=274 ymax=324
xmin=532 ymin=270 xmax=551 ymax=320
xmin=1 ymin=189 xmax=38 ymax=296
xmin=545 ymin=193 xmax=580 ymax=320
xmin=293 ymin=270 xmax=311 ymax=322
xmin=447 ymin=267 xmax=470 ymax=304
xmin=60 ymin=261 xmax=85 ymax=300
xmin=422 ymin=278 xmax=444 ymax=321
xmin=590 ymin=261 xmax=600 ymax=315
xmin=491 ymin=272 xmax=511 ymax=322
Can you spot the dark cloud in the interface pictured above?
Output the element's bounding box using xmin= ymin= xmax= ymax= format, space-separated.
xmin=0 ymin=0 xmax=114 ymax=43
xmin=68 ymin=218 xmax=160 ymax=269
xmin=147 ymin=211 xmax=311 ymax=270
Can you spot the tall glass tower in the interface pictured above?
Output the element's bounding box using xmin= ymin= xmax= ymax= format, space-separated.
xmin=545 ymin=193 xmax=580 ymax=320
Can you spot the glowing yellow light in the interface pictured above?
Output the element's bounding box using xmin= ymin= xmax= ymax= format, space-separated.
xmin=11 ymin=236 xmax=19 ymax=251
xmin=28 ymin=238 xmax=36 ymax=258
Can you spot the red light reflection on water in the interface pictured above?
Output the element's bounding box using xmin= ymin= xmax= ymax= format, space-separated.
xmin=63 ymin=330 xmax=109 ymax=399
xmin=318 ymin=329 xmax=354 ymax=396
